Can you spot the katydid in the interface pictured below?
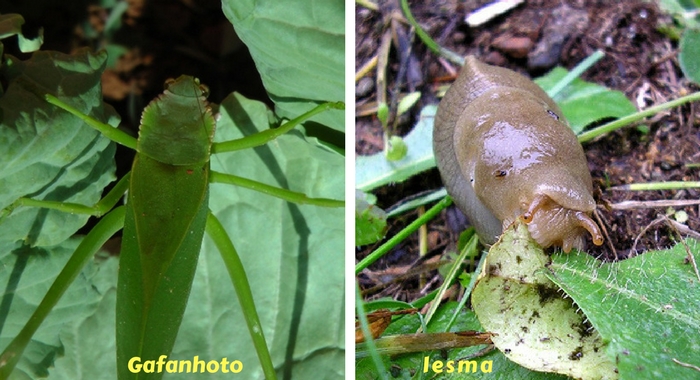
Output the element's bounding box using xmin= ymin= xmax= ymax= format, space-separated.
xmin=0 ymin=75 xmax=343 ymax=379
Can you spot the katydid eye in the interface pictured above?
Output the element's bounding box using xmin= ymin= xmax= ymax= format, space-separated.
xmin=199 ymin=84 xmax=210 ymax=98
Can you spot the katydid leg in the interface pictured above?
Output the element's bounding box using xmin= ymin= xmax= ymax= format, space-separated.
xmin=0 ymin=206 xmax=126 ymax=378
xmin=205 ymin=210 xmax=277 ymax=380
xmin=209 ymin=171 xmax=344 ymax=207
xmin=0 ymin=174 xmax=130 ymax=222
xmin=211 ymin=101 xmax=345 ymax=153
xmin=45 ymin=95 xmax=138 ymax=151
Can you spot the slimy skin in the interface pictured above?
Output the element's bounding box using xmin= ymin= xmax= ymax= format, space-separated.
xmin=433 ymin=56 xmax=603 ymax=252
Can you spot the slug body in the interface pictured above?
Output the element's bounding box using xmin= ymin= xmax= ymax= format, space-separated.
xmin=433 ymin=56 xmax=603 ymax=252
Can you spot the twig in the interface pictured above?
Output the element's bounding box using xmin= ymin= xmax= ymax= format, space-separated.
xmin=672 ymin=358 xmax=700 ymax=372
xmin=663 ymin=217 xmax=700 ymax=282
xmin=609 ymin=181 xmax=700 ymax=191
xmin=356 ymin=55 xmax=378 ymax=82
xmin=609 ymin=199 xmax=700 ymax=210
xmin=356 ymin=0 xmax=379 ymax=11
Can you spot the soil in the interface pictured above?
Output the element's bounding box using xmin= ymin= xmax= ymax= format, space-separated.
xmin=356 ymin=0 xmax=700 ymax=302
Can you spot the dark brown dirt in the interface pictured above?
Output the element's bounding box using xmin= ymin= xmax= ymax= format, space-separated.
xmin=356 ymin=0 xmax=700 ymax=302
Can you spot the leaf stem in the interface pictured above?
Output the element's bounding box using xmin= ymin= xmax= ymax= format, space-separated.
xmin=205 ymin=211 xmax=277 ymax=380
xmin=547 ymin=50 xmax=604 ymax=98
xmin=609 ymin=181 xmax=700 ymax=191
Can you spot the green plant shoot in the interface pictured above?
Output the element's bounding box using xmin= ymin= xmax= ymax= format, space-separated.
xmin=0 ymin=69 xmax=343 ymax=380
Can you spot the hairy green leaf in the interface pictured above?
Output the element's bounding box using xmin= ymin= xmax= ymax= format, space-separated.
xmin=547 ymin=239 xmax=700 ymax=379
xmin=472 ymin=223 xmax=617 ymax=380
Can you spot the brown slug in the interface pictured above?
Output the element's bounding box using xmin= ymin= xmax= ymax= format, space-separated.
xmin=433 ymin=56 xmax=604 ymax=253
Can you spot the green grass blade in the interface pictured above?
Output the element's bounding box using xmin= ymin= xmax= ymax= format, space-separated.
xmin=355 ymin=197 xmax=452 ymax=274
xmin=578 ymin=91 xmax=700 ymax=143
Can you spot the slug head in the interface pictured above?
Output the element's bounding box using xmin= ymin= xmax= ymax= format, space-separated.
xmin=459 ymin=89 xmax=603 ymax=252
xmin=521 ymin=194 xmax=604 ymax=252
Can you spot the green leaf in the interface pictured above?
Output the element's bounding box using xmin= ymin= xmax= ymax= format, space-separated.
xmin=471 ymin=223 xmax=617 ymax=380
xmin=355 ymin=190 xmax=388 ymax=246
xmin=397 ymin=91 xmax=421 ymax=116
xmin=680 ymin=29 xmax=700 ymax=84
xmin=547 ymin=239 xmax=700 ymax=379
xmin=0 ymin=49 xmax=117 ymax=248
xmin=170 ymin=92 xmax=344 ymax=378
xmin=50 ymin=256 xmax=119 ymax=380
xmin=0 ymin=13 xmax=24 ymax=39
xmin=0 ymin=14 xmax=43 ymax=53
xmin=0 ymin=239 xmax=117 ymax=379
xmin=384 ymin=136 xmax=407 ymax=161
xmin=221 ymin=0 xmax=344 ymax=132
xmin=356 ymin=105 xmax=437 ymax=191
xmin=657 ymin=0 xmax=700 ymax=29
xmin=535 ymin=67 xmax=637 ymax=133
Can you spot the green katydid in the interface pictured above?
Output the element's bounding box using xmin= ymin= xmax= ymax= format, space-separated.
xmin=0 ymin=62 xmax=343 ymax=378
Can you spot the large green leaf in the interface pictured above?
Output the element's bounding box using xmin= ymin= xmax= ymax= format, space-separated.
xmin=0 ymin=49 xmax=117 ymax=248
xmin=221 ymin=0 xmax=344 ymax=132
xmin=0 ymin=239 xmax=117 ymax=379
xmin=547 ymin=240 xmax=700 ymax=380
xmin=680 ymin=29 xmax=700 ymax=84
xmin=170 ymin=93 xmax=344 ymax=379
xmin=355 ymin=105 xmax=437 ymax=191
xmin=535 ymin=67 xmax=637 ymax=133
xmin=472 ymin=223 xmax=617 ymax=380
xmin=49 ymin=255 xmax=119 ymax=380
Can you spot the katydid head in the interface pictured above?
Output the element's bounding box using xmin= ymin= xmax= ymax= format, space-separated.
xmin=164 ymin=76 xmax=210 ymax=99
xmin=137 ymin=75 xmax=216 ymax=166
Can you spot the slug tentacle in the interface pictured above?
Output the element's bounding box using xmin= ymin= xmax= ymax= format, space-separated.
xmin=521 ymin=194 xmax=549 ymax=223
xmin=433 ymin=56 xmax=604 ymax=252
xmin=574 ymin=211 xmax=604 ymax=246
